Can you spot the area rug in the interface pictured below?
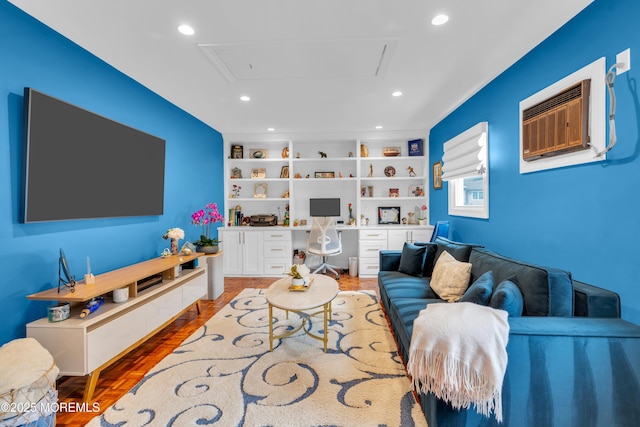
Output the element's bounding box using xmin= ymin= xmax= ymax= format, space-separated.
xmin=88 ymin=289 xmax=427 ymax=426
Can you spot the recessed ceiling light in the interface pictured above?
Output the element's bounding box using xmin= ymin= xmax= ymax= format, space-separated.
xmin=240 ymin=95 xmax=250 ymax=102
xmin=392 ymin=91 xmax=403 ymax=97
xmin=376 ymin=125 xmax=383 ymax=130
xmin=177 ymin=24 xmax=195 ymax=36
xmin=431 ymin=14 xmax=449 ymax=26
xmin=267 ymin=128 xmax=275 ymax=132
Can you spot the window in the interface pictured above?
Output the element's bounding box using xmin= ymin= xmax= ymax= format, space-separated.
xmin=442 ymin=122 xmax=489 ymax=219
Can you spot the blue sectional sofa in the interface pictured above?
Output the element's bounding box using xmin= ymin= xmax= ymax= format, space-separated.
xmin=379 ymin=237 xmax=640 ymax=427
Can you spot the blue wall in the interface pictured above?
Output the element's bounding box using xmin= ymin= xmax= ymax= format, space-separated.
xmin=429 ymin=0 xmax=640 ymax=324
xmin=0 ymin=1 xmax=224 ymax=345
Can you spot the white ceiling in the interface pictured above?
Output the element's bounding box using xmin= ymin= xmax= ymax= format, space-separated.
xmin=9 ymin=0 xmax=593 ymax=138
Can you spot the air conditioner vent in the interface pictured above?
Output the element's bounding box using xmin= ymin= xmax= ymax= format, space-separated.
xmin=522 ymin=79 xmax=591 ymax=161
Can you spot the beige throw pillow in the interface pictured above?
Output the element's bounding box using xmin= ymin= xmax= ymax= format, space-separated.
xmin=430 ymin=250 xmax=472 ymax=302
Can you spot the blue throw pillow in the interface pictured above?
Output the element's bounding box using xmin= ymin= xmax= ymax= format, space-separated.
xmin=460 ymin=271 xmax=494 ymax=306
xmin=398 ymin=242 xmax=426 ymax=277
xmin=490 ymin=277 xmax=524 ymax=316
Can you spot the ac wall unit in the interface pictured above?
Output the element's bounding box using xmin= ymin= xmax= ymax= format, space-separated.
xmin=522 ymin=79 xmax=591 ymax=161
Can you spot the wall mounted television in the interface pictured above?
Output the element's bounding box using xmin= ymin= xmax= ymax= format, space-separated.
xmin=22 ymin=88 xmax=166 ymax=223
xmin=309 ymin=198 xmax=341 ymax=217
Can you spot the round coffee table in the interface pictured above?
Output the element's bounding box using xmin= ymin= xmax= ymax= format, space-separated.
xmin=266 ymin=274 xmax=339 ymax=352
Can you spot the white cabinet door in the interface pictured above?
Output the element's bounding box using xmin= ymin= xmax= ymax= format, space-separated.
xmin=242 ymin=231 xmax=264 ymax=275
xmin=387 ymin=230 xmax=410 ymax=250
xmin=410 ymin=229 xmax=432 ymax=243
xmin=222 ymin=230 xmax=243 ymax=275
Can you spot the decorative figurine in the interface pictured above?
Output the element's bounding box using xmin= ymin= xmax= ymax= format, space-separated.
xmin=368 ymin=163 xmax=373 ymax=177
xmin=407 ymin=166 xmax=416 ymax=177
xmin=318 ymin=151 xmax=327 ymax=158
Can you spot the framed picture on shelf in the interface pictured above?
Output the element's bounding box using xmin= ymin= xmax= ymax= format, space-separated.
xmin=389 ymin=188 xmax=399 ymax=198
xmin=433 ymin=161 xmax=443 ymax=190
xmin=408 ymin=139 xmax=424 ymax=156
xmin=280 ymin=165 xmax=289 ymax=178
xmin=231 ymin=167 xmax=242 ymax=179
xmin=251 ymin=168 xmax=266 ymax=179
xmin=314 ymin=171 xmax=335 ymax=178
xmin=231 ymin=144 xmax=243 ymax=159
xmin=409 ymin=185 xmax=425 ymax=197
xmin=378 ymin=206 xmax=401 ymax=224
xmin=249 ymin=148 xmax=268 ymax=159
xmin=254 ymin=183 xmax=268 ymax=198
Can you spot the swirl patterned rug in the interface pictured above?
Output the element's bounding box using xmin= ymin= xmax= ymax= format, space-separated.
xmin=88 ymin=288 xmax=427 ymax=427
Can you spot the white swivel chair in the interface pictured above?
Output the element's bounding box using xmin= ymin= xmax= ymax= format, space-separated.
xmin=306 ymin=217 xmax=342 ymax=279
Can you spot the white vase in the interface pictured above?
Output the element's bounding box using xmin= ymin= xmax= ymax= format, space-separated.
xmin=292 ymin=278 xmax=304 ymax=287
xmin=418 ymin=219 xmax=426 ymax=226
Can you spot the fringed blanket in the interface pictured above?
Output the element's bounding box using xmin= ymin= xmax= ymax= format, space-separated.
xmin=407 ymin=302 xmax=509 ymax=422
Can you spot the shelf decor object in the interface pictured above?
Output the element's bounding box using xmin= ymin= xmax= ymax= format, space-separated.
xmin=378 ymin=206 xmax=401 ymax=224
xmin=384 ymin=166 xmax=396 ymax=177
xmin=249 ymin=148 xmax=268 ymax=159
xmin=314 ymin=171 xmax=335 ymax=178
xmin=408 ymin=139 xmax=424 ymax=156
xmin=231 ymin=144 xmax=243 ymax=159
xmin=254 ymin=183 xmax=268 ymax=198
xmin=383 ymin=146 xmax=401 ymax=157
xmin=280 ymin=166 xmax=289 ymax=178
xmin=251 ymin=168 xmax=266 ymax=179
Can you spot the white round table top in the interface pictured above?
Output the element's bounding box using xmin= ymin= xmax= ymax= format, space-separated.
xmin=266 ymin=274 xmax=339 ymax=311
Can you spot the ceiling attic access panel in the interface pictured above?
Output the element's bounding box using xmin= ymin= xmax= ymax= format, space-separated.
xmin=522 ymin=79 xmax=591 ymax=161
xmin=198 ymin=39 xmax=398 ymax=82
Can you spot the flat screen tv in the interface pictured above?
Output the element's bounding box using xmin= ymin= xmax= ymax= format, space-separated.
xmin=22 ymin=88 xmax=166 ymax=223
xmin=309 ymin=198 xmax=341 ymax=217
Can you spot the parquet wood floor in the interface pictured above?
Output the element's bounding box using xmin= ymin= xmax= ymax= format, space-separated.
xmin=55 ymin=274 xmax=378 ymax=426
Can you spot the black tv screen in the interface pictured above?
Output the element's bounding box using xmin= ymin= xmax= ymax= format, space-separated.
xmin=22 ymin=88 xmax=165 ymax=223
xmin=310 ymin=198 xmax=341 ymax=217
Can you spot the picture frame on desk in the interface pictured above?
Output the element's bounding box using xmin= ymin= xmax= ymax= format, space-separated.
xmin=378 ymin=206 xmax=400 ymax=224
xmin=408 ymin=139 xmax=424 ymax=156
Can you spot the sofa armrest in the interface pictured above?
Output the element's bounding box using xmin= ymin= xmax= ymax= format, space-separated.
xmin=573 ymin=280 xmax=621 ymax=318
xmin=379 ymin=250 xmax=402 ymax=271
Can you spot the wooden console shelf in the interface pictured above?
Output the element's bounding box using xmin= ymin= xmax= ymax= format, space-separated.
xmin=26 ymin=253 xmax=207 ymax=402
xmin=27 ymin=253 xmax=203 ymax=303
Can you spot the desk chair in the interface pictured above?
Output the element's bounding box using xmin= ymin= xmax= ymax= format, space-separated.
xmin=430 ymin=221 xmax=450 ymax=242
xmin=307 ymin=217 xmax=342 ymax=279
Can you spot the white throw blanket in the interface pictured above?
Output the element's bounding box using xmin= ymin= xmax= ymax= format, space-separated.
xmin=407 ymin=302 xmax=509 ymax=422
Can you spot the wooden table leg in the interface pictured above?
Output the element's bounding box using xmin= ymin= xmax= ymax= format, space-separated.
xmin=83 ymin=369 xmax=101 ymax=402
xmin=269 ymin=303 xmax=274 ymax=351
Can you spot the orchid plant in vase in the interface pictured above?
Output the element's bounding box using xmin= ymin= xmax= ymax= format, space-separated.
xmin=191 ymin=203 xmax=224 ymax=253
xmin=417 ymin=205 xmax=428 ymax=225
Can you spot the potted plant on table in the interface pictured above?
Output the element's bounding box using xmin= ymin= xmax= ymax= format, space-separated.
xmin=191 ymin=202 xmax=224 ymax=254
xmin=285 ymin=264 xmax=310 ymax=287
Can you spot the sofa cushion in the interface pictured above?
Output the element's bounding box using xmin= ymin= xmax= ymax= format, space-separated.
xmin=469 ymin=248 xmax=573 ymax=317
xmin=490 ymin=278 xmax=524 ymax=316
xmin=430 ymin=251 xmax=472 ymax=302
xmin=387 ymin=297 xmax=445 ymax=363
xmin=414 ymin=242 xmax=438 ymax=277
xmin=460 ymin=270 xmax=494 ymax=306
xmin=377 ymin=271 xmax=436 ymax=310
xmin=434 ymin=237 xmax=479 ymax=264
xmin=398 ymin=242 xmax=426 ymax=277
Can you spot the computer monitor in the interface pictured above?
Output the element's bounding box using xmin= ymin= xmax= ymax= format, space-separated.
xmin=309 ymin=198 xmax=341 ymax=217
